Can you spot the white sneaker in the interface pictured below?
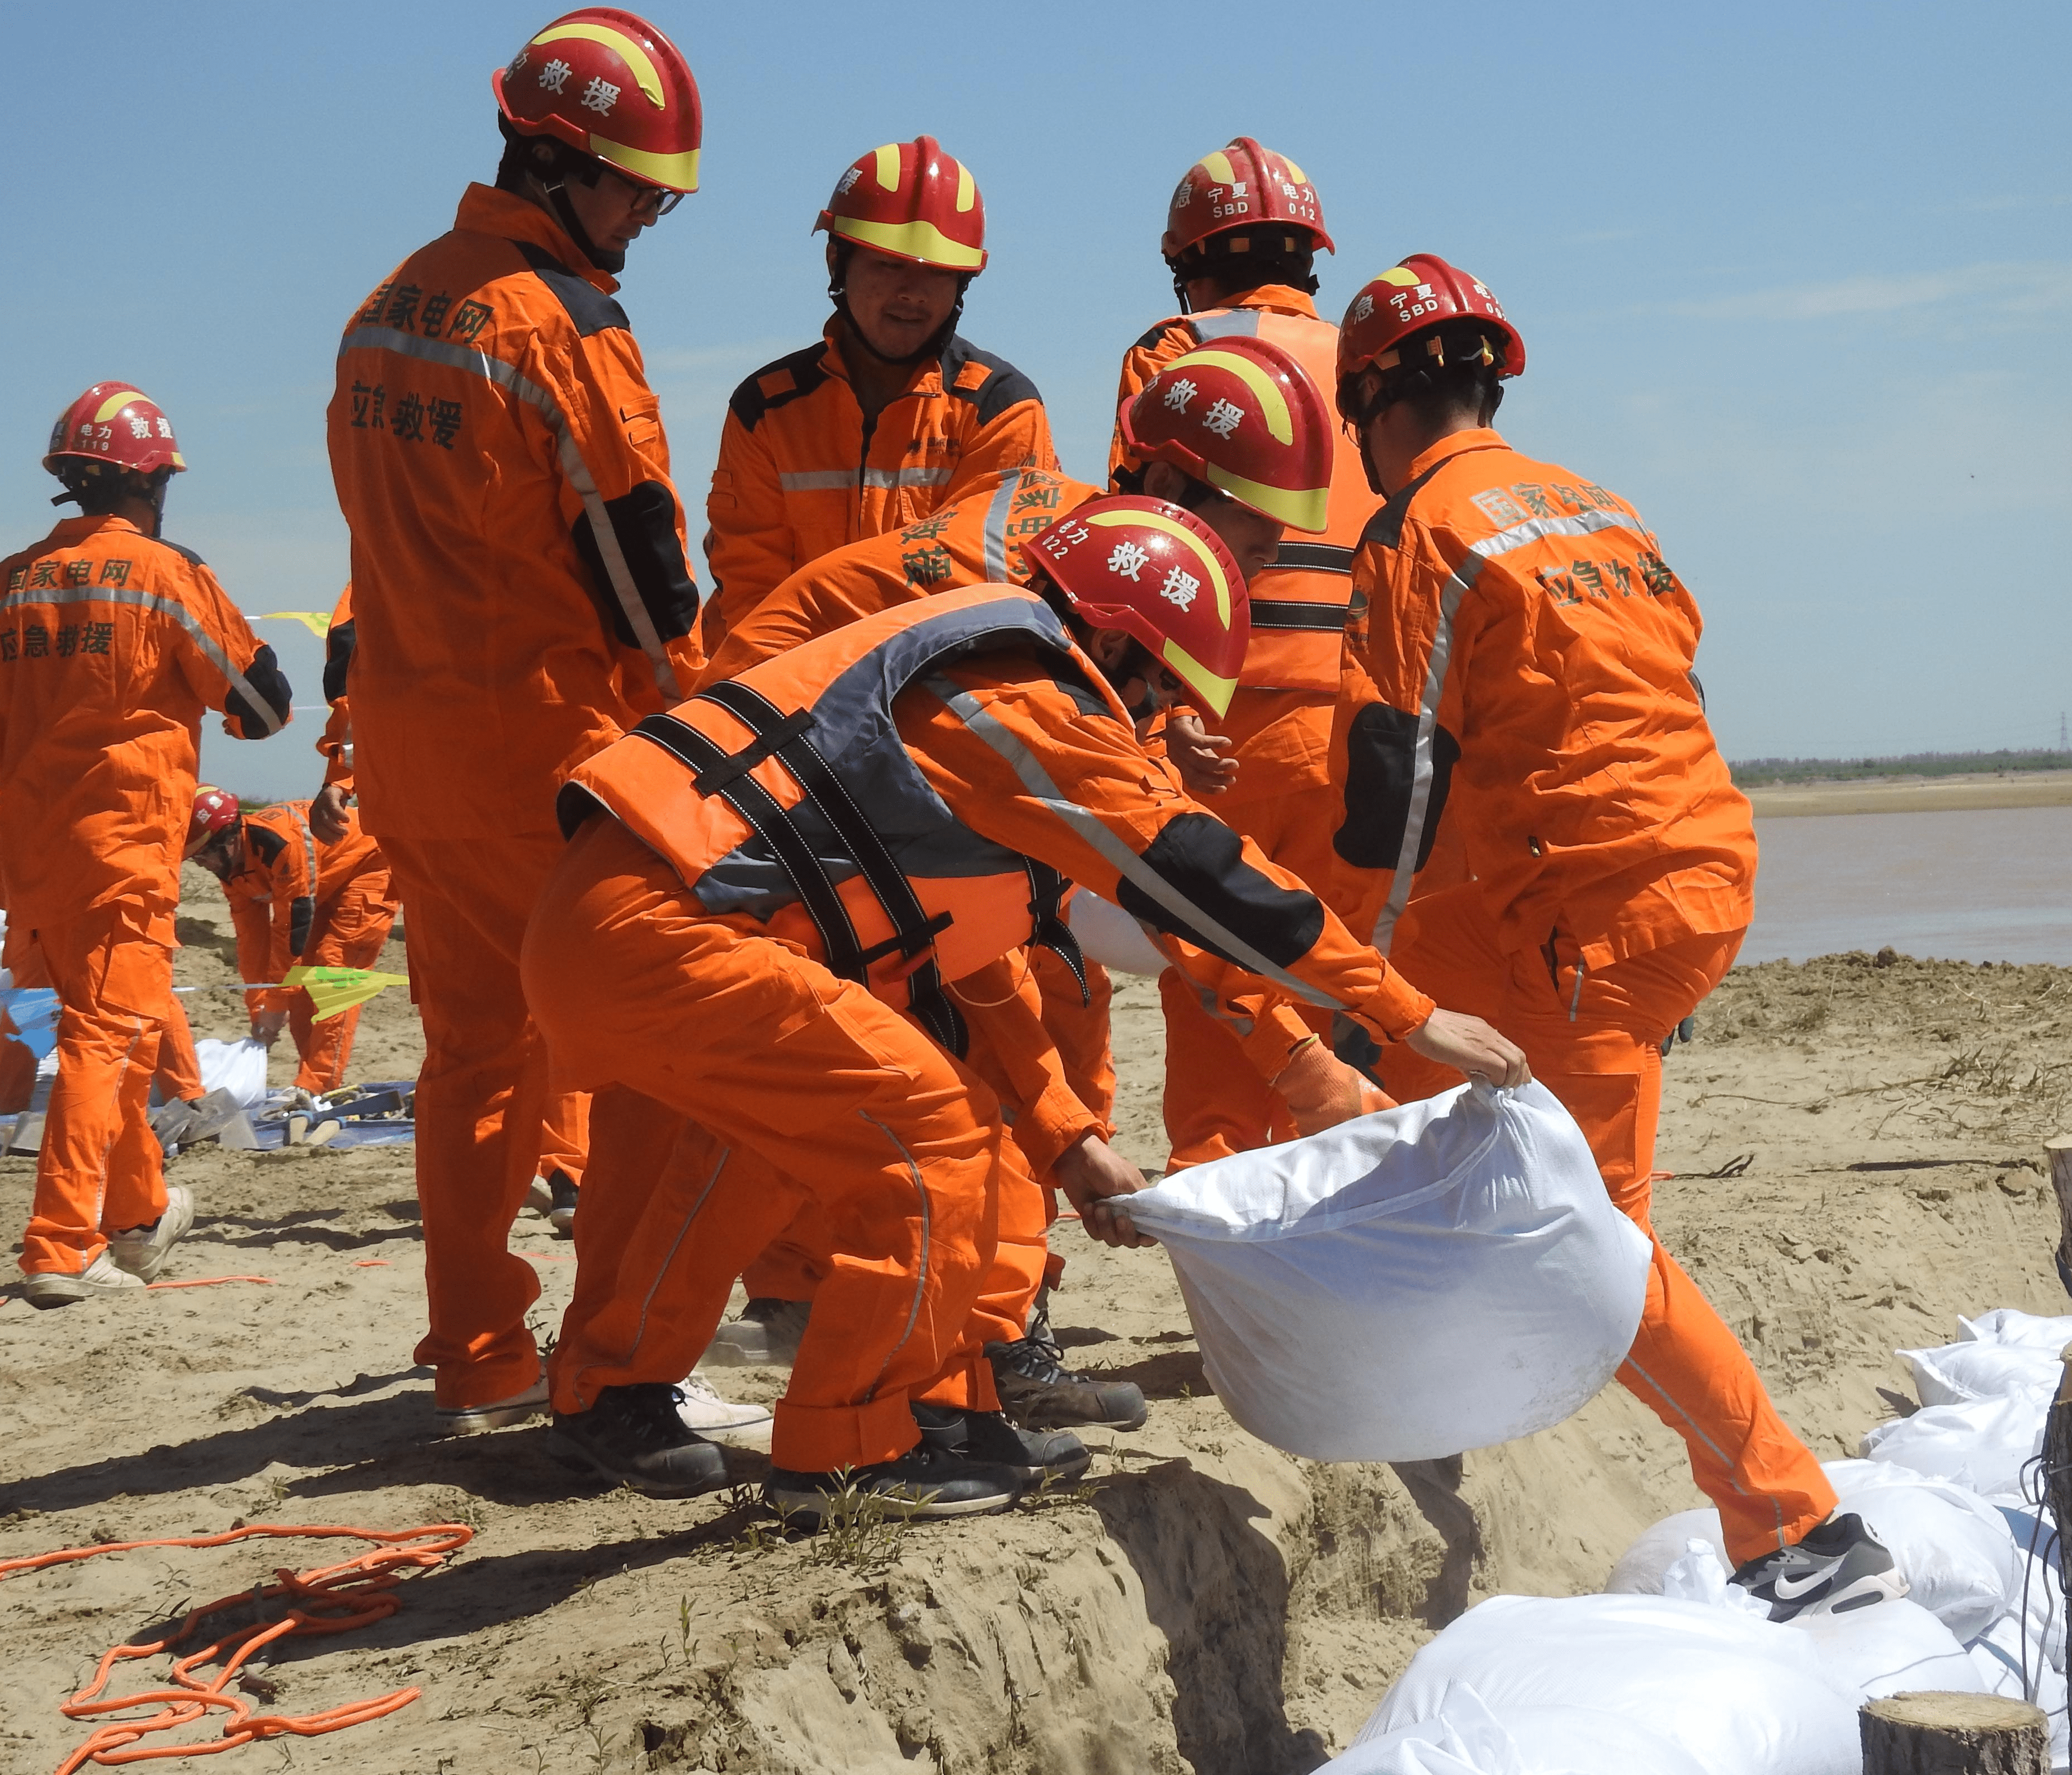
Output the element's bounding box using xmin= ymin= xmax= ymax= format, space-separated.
xmin=22 ymin=1250 xmax=145 ymax=1307
xmin=675 ymin=1372 xmax=773 ymax=1446
xmin=436 ymin=1375 xmax=549 ymax=1436
xmin=108 ymin=1184 xmax=195 ymax=1283
xmin=525 ymin=1176 xmax=554 ymax=1215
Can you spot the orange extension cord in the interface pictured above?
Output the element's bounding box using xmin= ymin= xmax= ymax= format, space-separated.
xmin=0 ymin=1522 xmax=472 ymax=1773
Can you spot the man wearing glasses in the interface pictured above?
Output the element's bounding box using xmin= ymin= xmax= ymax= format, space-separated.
xmin=326 ymin=8 xmax=706 ymax=1436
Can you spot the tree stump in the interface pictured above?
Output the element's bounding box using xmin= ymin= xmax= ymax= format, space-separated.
xmin=1860 ymin=1693 xmax=2047 ymax=1773
xmin=2045 ymin=1136 xmax=2072 ymax=1290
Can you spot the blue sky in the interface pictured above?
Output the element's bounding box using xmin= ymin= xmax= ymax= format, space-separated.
xmin=2 ymin=1 xmax=2064 ymax=799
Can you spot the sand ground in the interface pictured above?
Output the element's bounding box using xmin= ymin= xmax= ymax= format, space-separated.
xmin=4 ymin=873 xmax=2070 ymax=1772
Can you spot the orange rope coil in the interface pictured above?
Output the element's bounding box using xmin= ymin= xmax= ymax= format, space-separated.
xmin=0 ymin=1522 xmax=472 ymax=1772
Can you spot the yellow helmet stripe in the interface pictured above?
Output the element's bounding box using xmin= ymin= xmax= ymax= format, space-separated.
xmin=1159 ymin=639 xmax=1238 ymax=717
xmin=1378 ymin=266 xmax=1423 ymax=287
xmin=1167 ymin=347 xmax=1293 ymax=444
xmin=1281 ymin=155 xmax=1308 ymax=185
xmin=588 ymin=134 xmax=700 ymax=192
xmin=1206 ymin=464 xmax=1329 ymax=535
xmin=955 ymin=161 xmax=975 ymax=213
xmin=1083 ymin=507 xmax=1233 ymax=627
xmin=828 ymin=214 xmax=984 ymax=270
xmin=1200 ymin=150 xmax=1236 ymax=186
xmin=873 ymin=142 xmax=903 ymax=191
xmin=94 ymin=390 xmax=151 ymax=423
xmin=534 ymin=22 xmax=664 ymax=107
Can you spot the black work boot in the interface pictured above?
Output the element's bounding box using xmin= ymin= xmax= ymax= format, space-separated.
xmin=549 ymin=1384 xmax=730 ymax=1497
xmin=912 ymin=1401 xmax=1090 ymax=1485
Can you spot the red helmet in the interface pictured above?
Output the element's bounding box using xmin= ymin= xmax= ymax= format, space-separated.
xmin=1162 ymin=138 xmax=1334 ymax=263
xmin=1336 ymin=254 xmax=1525 ymax=390
xmin=185 ymin=786 xmax=241 ymax=859
xmin=493 ymin=8 xmax=702 ymax=193
xmin=1027 ymin=496 xmax=1248 ymax=718
xmin=1117 ymin=337 xmax=1333 ymax=534
xmin=44 ymin=383 xmax=185 ymax=479
xmin=816 ymin=136 xmax=987 ymax=273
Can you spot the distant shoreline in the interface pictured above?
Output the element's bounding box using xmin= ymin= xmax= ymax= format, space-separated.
xmin=1747 ymin=770 xmax=2072 ymax=818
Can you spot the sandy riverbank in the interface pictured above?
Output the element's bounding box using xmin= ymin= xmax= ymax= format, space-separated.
xmin=1745 ymin=770 xmax=2072 ymax=818
xmin=4 ymin=874 xmax=2070 ymax=1772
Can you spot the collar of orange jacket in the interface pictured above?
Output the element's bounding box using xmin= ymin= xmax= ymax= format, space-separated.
xmin=43 ymin=514 xmax=145 ymax=550
xmin=455 ymin=182 xmax=621 ymax=296
xmin=1225 ymin=284 xmax=1321 ymax=322
xmin=1403 ymin=426 xmax=1511 ymax=485
xmin=819 ymin=315 xmax=947 ymax=401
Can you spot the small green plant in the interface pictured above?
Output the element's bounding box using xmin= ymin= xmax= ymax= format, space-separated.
xmin=1015 ymin=1468 xmax=1099 ymax=1513
xmin=803 ymin=1469 xmax=912 ymax=1576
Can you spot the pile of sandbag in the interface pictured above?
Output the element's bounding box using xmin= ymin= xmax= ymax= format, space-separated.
xmin=1329 ymin=1308 xmax=2072 ymax=1773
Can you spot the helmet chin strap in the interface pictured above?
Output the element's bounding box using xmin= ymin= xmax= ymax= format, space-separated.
xmin=540 ymin=176 xmax=625 ymax=276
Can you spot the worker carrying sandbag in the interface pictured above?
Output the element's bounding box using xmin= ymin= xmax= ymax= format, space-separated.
xmin=522 ymin=495 xmax=1528 ymax=1525
xmin=1323 ymin=253 xmax=1904 ymax=1622
xmin=1123 ymin=1079 xmax=1652 ymax=1463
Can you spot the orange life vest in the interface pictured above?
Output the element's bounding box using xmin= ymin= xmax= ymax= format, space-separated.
xmin=560 ymin=585 xmax=1094 ymax=1055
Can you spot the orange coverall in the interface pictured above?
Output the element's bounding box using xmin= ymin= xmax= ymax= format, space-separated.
xmin=1113 ymin=286 xmax=1380 ymax=1167
xmin=697 ymin=468 xmax=1110 ymax=1320
xmin=527 ymin=587 xmax=1435 ymax=1474
xmin=328 ymin=182 xmax=702 ymax=1409
xmin=1328 ymin=427 xmax=1833 ymax=1565
xmin=220 ymin=801 xmax=398 ymax=1092
xmin=702 ymin=321 xmax=1058 ymax=649
xmin=0 ymin=516 xmax=288 ymax=1276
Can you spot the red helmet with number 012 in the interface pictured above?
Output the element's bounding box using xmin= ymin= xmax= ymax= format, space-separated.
xmin=1026 ymin=495 xmax=1249 ymax=718
xmin=1335 ymin=253 xmax=1526 ymax=393
xmin=1118 ymin=336 xmax=1333 ymax=534
xmin=44 ymin=383 xmax=185 ymax=479
xmin=185 ymin=786 xmax=242 ymax=859
xmin=816 ymin=136 xmax=988 ymax=273
xmin=493 ymin=8 xmax=703 ymax=194
xmin=1162 ymin=137 xmax=1334 ymax=264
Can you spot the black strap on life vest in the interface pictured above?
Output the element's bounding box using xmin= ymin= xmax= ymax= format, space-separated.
xmin=1022 ymin=860 xmax=1089 ymax=1005
xmin=696 ymin=679 xmax=970 ymax=1058
xmin=631 ymin=711 xmax=871 ymax=986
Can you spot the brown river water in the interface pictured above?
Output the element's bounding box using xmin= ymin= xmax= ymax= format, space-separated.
xmin=1744 ymin=804 xmax=2072 ymax=964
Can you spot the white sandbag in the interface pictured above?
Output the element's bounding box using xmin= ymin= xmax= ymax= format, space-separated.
xmin=1900 ymin=1340 xmax=2060 ymax=1407
xmin=1335 ymin=1680 xmax=1708 ymax=1774
xmin=1365 ymin=1594 xmax=1860 ymax=1775
xmin=1816 ymin=1460 xmax=2026 ymax=1641
xmin=1783 ymin=1595 xmax=1982 ymax=1701
xmin=1605 ymin=1508 xmax=1724 ymax=1594
xmin=1063 ymin=890 xmax=1168 ymax=978
xmin=194 ymin=1037 xmax=269 ymax=1110
xmin=1960 ymin=1309 xmax=2072 ymax=1352
xmin=1123 ymin=1080 xmax=1650 ymax=1462
xmin=1861 ymin=1395 xmax=2046 ymax=1502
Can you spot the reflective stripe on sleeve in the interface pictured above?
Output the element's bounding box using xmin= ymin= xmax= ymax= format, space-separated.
xmin=981 ymin=469 xmax=1025 ymax=584
xmin=337 ymin=324 xmax=683 ymax=701
xmin=0 ymin=583 xmax=285 ymax=735
xmin=925 ymin=676 xmax=1345 ymax=1012
xmin=775 ymin=465 xmax=956 ymax=494
xmin=1373 ymin=505 xmax=1645 ymax=951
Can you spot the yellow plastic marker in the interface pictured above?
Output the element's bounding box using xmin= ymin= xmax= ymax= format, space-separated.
xmin=259 ymin=612 xmax=332 ymax=639
xmin=281 ymin=966 xmax=411 ymax=1022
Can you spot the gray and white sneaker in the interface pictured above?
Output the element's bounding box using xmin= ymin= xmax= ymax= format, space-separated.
xmin=706 ymin=1297 xmax=811 ymax=1366
xmin=22 ymin=1250 xmax=145 ymax=1307
xmin=108 ymin=1184 xmax=195 ymax=1283
xmin=1730 ymin=1512 xmax=1906 ymax=1621
xmin=436 ymin=1375 xmax=550 ymax=1436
